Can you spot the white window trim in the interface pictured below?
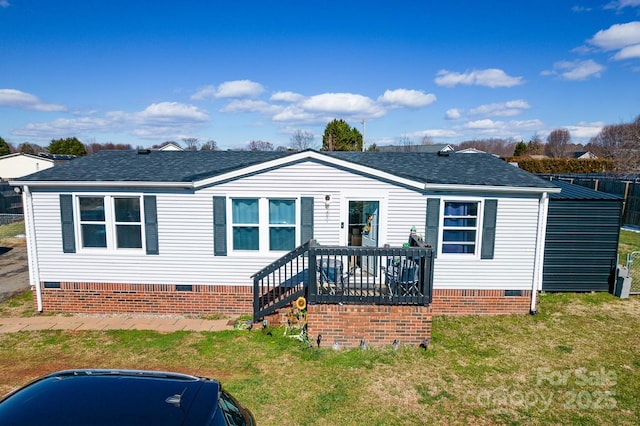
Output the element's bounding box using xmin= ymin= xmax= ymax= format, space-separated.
xmin=74 ymin=193 xmax=147 ymax=253
xmin=438 ymin=197 xmax=484 ymax=260
xmin=228 ymin=196 xmax=300 ymax=256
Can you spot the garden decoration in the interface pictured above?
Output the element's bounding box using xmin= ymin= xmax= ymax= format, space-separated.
xmin=285 ymin=297 xmax=311 ymax=346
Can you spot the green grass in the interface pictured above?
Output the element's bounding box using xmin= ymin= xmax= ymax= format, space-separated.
xmin=1 ymin=293 xmax=638 ymax=425
xmin=619 ymin=229 xmax=640 ymax=260
xmin=1 ymin=225 xmax=638 ymax=423
xmin=0 ymin=220 xmax=25 ymax=240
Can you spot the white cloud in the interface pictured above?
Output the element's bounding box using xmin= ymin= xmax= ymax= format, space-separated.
xmin=135 ymin=102 xmax=208 ymax=123
xmin=542 ymin=60 xmax=605 ymax=80
xmin=191 ymin=80 xmax=265 ymax=100
xmin=445 ymin=108 xmax=462 ymax=120
xmin=0 ymin=1 xmax=9 ymax=8
xmin=566 ymin=121 xmax=604 ymax=138
xmin=407 ymin=128 xmax=459 ymax=139
xmin=195 ymin=82 xmax=437 ymax=130
xmin=13 ymin=117 xmax=115 ymax=138
xmin=216 ymin=80 xmax=264 ymax=98
xmin=614 ymin=43 xmax=640 ymax=59
xmin=465 ymin=119 xmax=500 ymax=130
xmin=434 ymin=68 xmax=523 ymax=88
xmin=301 ymin=93 xmax=386 ymax=118
xmin=190 ymin=86 xmax=217 ymax=101
xmin=270 ymin=91 xmax=304 ymax=103
xmin=220 ymin=99 xmax=281 ymax=114
xmin=13 ymin=101 xmax=209 ymax=141
xmin=589 ymin=21 xmax=640 ymax=51
xmin=272 ymin=105 xmax=315 ymax=122
xmin=377 ymin=89 xmax=436 ymax=109
xmin=604 ymin=0 xmax=640 ymax=10
xmin=0 ymin=89 xmax=66 ymax=112
xmin=468 ymin=100 xmax=530 ymax=117
xmin=462 ymin=118 xmax=544 ymax=136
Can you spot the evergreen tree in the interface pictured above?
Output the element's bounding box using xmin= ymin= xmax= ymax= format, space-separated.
xmin=322 ymin=119 xmax=363 ymax=151
xmin=48 ymin=137 xmax=87 ymax=156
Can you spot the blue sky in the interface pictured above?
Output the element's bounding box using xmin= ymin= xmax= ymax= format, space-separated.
xmin=1 ymin=1 xmax=639 ymax=150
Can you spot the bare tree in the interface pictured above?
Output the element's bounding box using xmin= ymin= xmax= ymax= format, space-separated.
xmin=589 ymin=116 xmax=640 ymax=173
xmin=398 ymin=134 xmax=414 ymax=152
xmin=421 ymin=135 xmax=434 ymax=145
xmin=290 ymin=130 xmax=315 ymax=151
xmin=457 ymin=138 xmax=518 ymax=157
xmin=182 ymin=138 xmax=199 ymax=151
xmin=86 ymin=142 xmax=133 ymax=154
xmin=200 ymin=140 xmax=217 ymax=151
xmin=527 ymin=134 xmax=544 ymax=155
xmin=247 ymin=140 xmax=274 ymax=151
xmin=545 ymin=129 xmax=571 ymax=158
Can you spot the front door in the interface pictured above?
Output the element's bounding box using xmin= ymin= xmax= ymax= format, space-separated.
xmin=348 ymin=200 xmax=379 ymax=274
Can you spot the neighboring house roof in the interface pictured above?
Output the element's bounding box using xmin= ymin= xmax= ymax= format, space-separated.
xmin=569 ymin=151 xmax=598 ymax=159
xmin=377 ymin=144 xmax=455 ymax=153
xmin=36 ymin=153 xmax=77 ymax=161
xmin=456 ymin=148 xmax=486 ymax=154
xmin=11 ymin=149 xmax=559 ymax=192
xmin=156 ymin=142 xmax=183 ymax=151
xmin=0 ymin=152 xmax=55 ymax=180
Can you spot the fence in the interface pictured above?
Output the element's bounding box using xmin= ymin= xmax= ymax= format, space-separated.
xmin=0 ymin=213 xmax=24 ymax=225
xmin=539 ymin=174 xmax=640 ymax=227
xmin=0 ymin=182 xmax=23 ymax=215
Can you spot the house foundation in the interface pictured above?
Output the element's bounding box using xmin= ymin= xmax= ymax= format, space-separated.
xmin=33 ymin=283 xmax=532 ymax=347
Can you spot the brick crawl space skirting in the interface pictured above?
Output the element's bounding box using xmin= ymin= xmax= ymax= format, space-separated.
xmin=33 ymin=283 xmax=532 ymax=348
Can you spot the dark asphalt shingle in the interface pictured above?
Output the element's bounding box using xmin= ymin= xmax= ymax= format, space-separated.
xmin=15 ymin=149 xmax=556 ymax=189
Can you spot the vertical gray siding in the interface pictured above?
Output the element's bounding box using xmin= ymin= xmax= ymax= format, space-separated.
xmin=543 ymin=199 xmax=622 ymax=291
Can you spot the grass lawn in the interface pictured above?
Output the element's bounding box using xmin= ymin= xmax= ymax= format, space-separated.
xmin=618 ymin=228 xmax=640 ymax=261
xmin=0 ymin=293 xmax=638 ymax=425
xmin=0 ymin=224 xmax=639 ymax=424
xmin=0 ymin=220 xmax=26 ymax=247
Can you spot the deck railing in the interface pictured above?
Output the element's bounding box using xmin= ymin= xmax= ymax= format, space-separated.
xmin=252 ymin=239 xmax=434 ymax=321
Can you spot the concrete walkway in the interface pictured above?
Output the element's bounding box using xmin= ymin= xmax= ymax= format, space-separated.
xmin=0 ymin=315 xmax=235 ymax=334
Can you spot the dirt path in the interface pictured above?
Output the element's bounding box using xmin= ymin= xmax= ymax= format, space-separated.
xmin=0 ymin=245 xmax=30 ymax=302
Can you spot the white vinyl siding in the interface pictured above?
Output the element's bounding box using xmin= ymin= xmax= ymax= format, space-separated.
xmin=29 ymin=161 xmax=542 ymax=291
xmin=432 ymin=196 xmax=540 ymax=290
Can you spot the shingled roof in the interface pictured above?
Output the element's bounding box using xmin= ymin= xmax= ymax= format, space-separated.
xmin=13 ymin=149 xmax=557 ymax=190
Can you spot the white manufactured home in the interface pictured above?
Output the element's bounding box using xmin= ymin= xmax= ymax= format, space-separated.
xmin=12 ymin=149 xmax=560 ymax=346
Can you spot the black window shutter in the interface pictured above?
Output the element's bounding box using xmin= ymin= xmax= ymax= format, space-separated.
xmin=481 ymin=199 xmax=498 ymax=259
xmin=213 ymin=196 xmax=227 ymax=256
xmin=60 ymin=194 xmax=76 ymax=253
xmin=425 ymin=198 xmax=440 ymax=257
xmin=144 ymin=195 xmax=159 ymax=255
xmin=300 ymin=197 xmax=314 ymax=244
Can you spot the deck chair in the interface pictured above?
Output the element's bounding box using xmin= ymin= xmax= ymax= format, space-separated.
xmin=317 ymin=257 xmax=349 ymax=295
xmin=383 ymin=258 xmax=420 ymax=297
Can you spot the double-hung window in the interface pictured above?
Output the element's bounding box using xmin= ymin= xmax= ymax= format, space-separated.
xmin=114 ymin=198 xmax=143 ymax=248
xmin=79 ymin=197 xmax=107 ymax=248
xmin=231 ymin=198 xmax=297 ymax=252
xmin=442 ymin=201 xmax=479 ymax=254
xmin=76 ymin=195 xmax=144 ymax=250
xmin=269 ymin=199 xmax=295 ymax=250
xmin=232 ymin=199 xmax=259 ymax=251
